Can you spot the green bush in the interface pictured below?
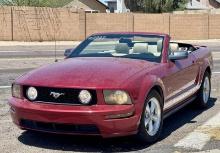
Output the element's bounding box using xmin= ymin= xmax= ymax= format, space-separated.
xmin=124 ymin=0 xmax=189 ymax=13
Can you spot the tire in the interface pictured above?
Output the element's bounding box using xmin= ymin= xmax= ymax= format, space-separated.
xmin=196 ymin=71 xmax=211 ymax=108
xmin=137 ymin=90 xmax=163 ymax=143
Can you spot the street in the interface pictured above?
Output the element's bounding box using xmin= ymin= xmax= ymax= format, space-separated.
xmin=0 ymin=41 xmax=220 ymax=153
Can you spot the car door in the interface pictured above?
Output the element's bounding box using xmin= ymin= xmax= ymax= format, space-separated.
xmin=162 ymin=51 xmax=199 ymax=110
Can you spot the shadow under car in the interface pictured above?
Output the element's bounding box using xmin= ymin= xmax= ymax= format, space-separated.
xmin=18 ymin=97 xmax=217 ymax=152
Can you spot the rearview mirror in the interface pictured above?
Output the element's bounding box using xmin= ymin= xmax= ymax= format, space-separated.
xmin=64 ymin=48 xmax=73 ymax=57
xmin=169 ymin=51 xmax=188 ymax=61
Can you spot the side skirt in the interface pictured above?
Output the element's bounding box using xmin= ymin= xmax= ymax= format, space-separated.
xmin=163 ymin=95 xmax=197 ymax=119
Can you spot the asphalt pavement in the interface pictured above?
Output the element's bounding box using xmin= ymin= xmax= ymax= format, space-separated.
xmin=0 ymin=40 xmax=220 ymax=153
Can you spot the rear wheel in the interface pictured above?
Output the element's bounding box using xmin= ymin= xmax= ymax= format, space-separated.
xmin=196 ymin=71 xmax=211 ymax=108
xmin=137 ymin=90 xmax=163 ymax=143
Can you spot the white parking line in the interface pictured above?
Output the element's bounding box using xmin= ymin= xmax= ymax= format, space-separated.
xmin=213 ymin=72 xmax=220 ymax=74
xmin=174 ymin=112 xmax=220 ymax=150
xmin=175 ymin=132 xmax=210 ymax=150
xmin=0 ymin=86 xmax=11 ymax=89
xmin=0 ymin=51 xmax=27 ymax=53
xmin=191 ymin=149 xmax=220 ymax=153
xmin=0 ymin=119 xmax=11 ymax=123
xmin=0 ymin=50 xmax=63 ymax=53
xmin=0 ymin=57 xmax=62 ymax=61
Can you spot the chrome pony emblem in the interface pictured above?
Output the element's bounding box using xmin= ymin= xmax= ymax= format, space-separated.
xmin=50 ymin=92 xmax=65 ymax=99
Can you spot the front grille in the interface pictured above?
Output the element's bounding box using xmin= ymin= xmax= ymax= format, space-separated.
xmin=20 ymin=119 xmax=100 ymax=134
xmin=23 ymin=86 xmax=97 ymax=105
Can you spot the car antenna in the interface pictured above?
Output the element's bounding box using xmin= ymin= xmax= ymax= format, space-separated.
xmin=53 ymin=20 xmax=58 ymax=63
xmin=54 ymin=39 xmax=58 ymax=62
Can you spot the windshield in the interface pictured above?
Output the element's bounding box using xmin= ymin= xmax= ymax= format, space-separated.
xmin=69 ymin=34 xmax=164 ymax=62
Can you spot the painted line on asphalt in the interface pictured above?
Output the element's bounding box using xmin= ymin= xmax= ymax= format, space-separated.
xmin=175 ymin=132 xmax=210 ymax=150
xmin=212 ymin=88 xmax=217 ymax=91
xmin=202 ymin=113 xmax=220 ymax=128
xmin=213 ymin=58 xmax=220 ymax=60
xmin=0 ymin=86 xmax=11 ymax=89
xmin=0 ymin=119 xmax=11 ymax=123
xmin=0 ymin=50 xmax=63 ymax=53
xmin=174 ymin=112 xmax=220 ymax=150
xmin=190 ymin=149 xmax=220 ymax=153
xmin=213 ymin=72 xmax=220 ymax=74
xmin=0 ymin=57 xmax=63 ymax=61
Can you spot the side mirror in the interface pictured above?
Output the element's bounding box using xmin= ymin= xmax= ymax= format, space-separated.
xmin=169 ymin=51 xmax=188 ymax=61
xmin=64 ymin=48 xmax=73 ymax=57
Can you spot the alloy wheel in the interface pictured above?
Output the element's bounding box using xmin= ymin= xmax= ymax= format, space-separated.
xmin=203 ymin=76 xmax=210 ymax=104
xmin=144 ymin=97 xmax=161 ymax=136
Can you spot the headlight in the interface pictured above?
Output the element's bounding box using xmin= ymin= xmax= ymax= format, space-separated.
xmin=26 ymin=87 xmax=38 ymax=101
xmin=103 ymin=90 xmax=132 ymax=105
xmin=78 ymin=90 xmax=92 ymax=105
xmin=12 ymin=84 xmax=22 ymax=99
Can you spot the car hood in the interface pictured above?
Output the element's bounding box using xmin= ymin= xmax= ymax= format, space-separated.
xmin=17 ymin=57 xmax=157 ymax=89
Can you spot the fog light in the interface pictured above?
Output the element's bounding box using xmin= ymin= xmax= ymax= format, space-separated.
xmin=26 ymin=87 xmax=38 ymax=101
xmin=78 ymin=90 xmax=92 ymax=105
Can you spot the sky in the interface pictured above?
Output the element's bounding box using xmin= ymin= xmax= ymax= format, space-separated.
xmin=99 ymin=0 xmax=107 ymax=4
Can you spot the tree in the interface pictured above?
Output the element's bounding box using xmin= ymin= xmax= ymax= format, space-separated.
xmin=0 ymin=0 xmax=73 ymax=7
xmin=124 ymin=0 xmax=188 ymax=13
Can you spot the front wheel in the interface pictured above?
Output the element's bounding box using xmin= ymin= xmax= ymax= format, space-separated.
xmin=196 ymin=71 xmax=211 ymax=108
xmin=137 ymin=90 xmax=163 ymax=143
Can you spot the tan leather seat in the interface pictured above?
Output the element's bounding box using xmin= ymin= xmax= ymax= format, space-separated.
xmin=169 ymin=43 xmax=179 ymax=53
xmin=115 ymin=43 xmax=130 ymax=54
xmin=133 ymin=43 xmax=148 ymax=54
xmin=157 ymin=40 xmax=163 ymax=52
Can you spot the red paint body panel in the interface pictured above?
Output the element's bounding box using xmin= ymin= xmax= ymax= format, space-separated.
xmin=16 ymin=57 xmax=157 ymax=89
xmin=9 ymin=98 xmax=139 ymax=137
xmin=8 ymin=32 xmax=213 ymax=138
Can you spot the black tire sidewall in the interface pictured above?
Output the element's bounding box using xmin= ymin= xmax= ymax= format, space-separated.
xmin=137 ymin=90 xmax=163 ymax=143
xmin=197 ymin=72 xmax=211 ymax=108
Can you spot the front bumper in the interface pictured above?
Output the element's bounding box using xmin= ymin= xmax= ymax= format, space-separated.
xmin=8 ymin=98 xmax=140 ymax=138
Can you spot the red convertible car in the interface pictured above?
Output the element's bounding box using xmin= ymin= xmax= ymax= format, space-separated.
xmin=9 ymin=32 xmax=213 ymax=143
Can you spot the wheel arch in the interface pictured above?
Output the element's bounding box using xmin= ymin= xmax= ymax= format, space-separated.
xmin=205 ymin=66 xmax=211 ymax=76
xmin=135 ymin=75 xmax=166 ymax=129
xmin=202 ymin=56 xmax=212 ymax=77
xmin=200 ymin=65 xmax=212 ymax=84
xmin=136 ymin=83 xmax=165 ymax=140
xmin=150 ymin=85 xmax=164 ymax=107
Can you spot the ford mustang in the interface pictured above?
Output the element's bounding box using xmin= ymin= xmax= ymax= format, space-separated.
xmin=9 ymin=32 xmax=213 ymax=143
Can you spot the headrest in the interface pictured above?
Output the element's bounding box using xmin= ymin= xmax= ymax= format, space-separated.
xmin=119 ymin=38 xmax=133 ymax=47
xmin=169 ymin=43 xmax=179 ymax=52
xmin=115 ymin=43 xmax=129 ymax=54
xmin=133 ymin=43 xmax=148 ymax=53
xmin=157 ymin=40 xmax=163 ymax=52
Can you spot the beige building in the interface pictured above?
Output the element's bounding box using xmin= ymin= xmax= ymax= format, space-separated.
xmin=64 ymin=0 xmax=108 ymax=13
